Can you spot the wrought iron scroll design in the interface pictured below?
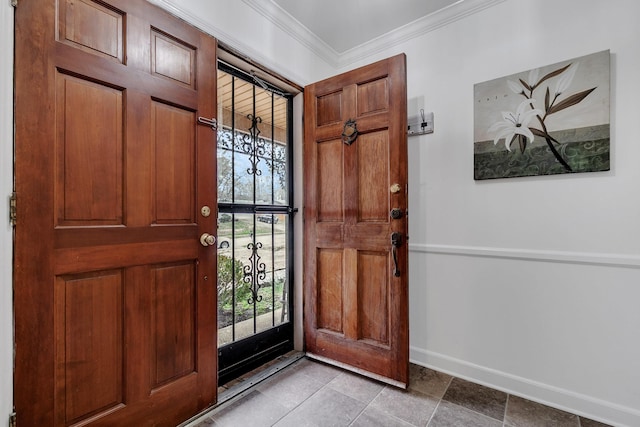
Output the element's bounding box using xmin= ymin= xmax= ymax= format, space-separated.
xmin=217 ymin=126 xmax=288 ymax=202
xmin=241 ymin=114 xmax=266 ymax=176
xmin=243 ymin=241 xmax=266 ymax=304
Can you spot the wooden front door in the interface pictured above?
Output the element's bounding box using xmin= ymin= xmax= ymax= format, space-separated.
xmin=14 ymin=0 xmax=218 ymax=425
xmin=303 ymin=54 xmax=409 ymax=387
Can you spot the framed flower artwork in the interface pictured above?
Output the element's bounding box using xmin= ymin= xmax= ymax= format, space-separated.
xmin=474 ymin=50 xmax=610 ymax=180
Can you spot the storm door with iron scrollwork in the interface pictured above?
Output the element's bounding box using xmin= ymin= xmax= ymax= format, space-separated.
xmin=216 ymin=61 xmax=294 ymax=384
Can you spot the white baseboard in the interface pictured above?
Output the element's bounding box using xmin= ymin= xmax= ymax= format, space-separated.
xmin=410 ymin=347 xmax=640 ymax=427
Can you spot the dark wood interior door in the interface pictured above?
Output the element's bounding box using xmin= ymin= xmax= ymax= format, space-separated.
xmin=303 ymin=54 xmax=409 ymax=387
xmin=14 ymin=0 xmax=218 ymax=425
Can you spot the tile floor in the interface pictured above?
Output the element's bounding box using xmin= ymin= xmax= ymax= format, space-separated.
xmin=188 ymin=357 xmax=613 ymax=427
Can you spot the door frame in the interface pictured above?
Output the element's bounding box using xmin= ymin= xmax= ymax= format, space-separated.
xmin=1 ymin=0 xmax=14 ymax=421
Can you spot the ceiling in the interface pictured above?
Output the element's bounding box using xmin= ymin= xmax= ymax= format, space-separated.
xmin=241 ymin=0 xmax=505 ymax=67
xmin=272 ymin=0 xmax=460 ymax=53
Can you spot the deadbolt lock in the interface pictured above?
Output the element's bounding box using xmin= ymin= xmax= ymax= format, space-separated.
xmin=390 ymin=183 xmax=402 ymax=194
xmin=201 ymin=206 xmax=211 ymax=217
xmin=390 ymin=208 xmax=403 ymax=220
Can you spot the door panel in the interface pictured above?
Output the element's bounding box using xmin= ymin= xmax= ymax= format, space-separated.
xmin=357 ymin=250 xmax=389 ymax=343
xmin=304 ymin=54 xmax=408 ymax=387
xmin=151 ymin=262 xmax=196 ymax=387
xmin=55 ymin=270 xmax=125 ymax=425
xmin=357 ymin=131 xmax=389 ymax=221
xmin=316 ymin=248 xmax=344 ymax=332
xmin=55 ymin=73 xmax=124 ymax=226
xmin=152 ymin=101 xmax=196 ymax=224
xmin=15 ymin=0 xmax=217 ymax=425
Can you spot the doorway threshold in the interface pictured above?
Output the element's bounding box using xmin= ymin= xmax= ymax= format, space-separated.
xmin=180 ymin=351 xmax=305 ymax=426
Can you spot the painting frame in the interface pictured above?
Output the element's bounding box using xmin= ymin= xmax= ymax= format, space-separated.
xmin=474 ymin=50 xmax=610 ymax=180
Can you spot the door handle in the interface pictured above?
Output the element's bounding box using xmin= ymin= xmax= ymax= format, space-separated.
xmin=391 ymin=232 xmax=402 ymax=277
xmin=200 ymin=233 xmax=216 ymax=247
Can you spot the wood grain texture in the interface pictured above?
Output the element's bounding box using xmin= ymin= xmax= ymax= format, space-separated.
xmin=55 ymin=73 xmax=124 ymax=226
xmin=304 ymin=54 xmax=409 ymax=387
xmin=55 ymin=270 xmax=124 ymax=425
xmin=15 ymin=0 xmax=218 ymax=424
xmin=152 ymin=101 xmax=195 ymax=224
xmin=151 ymin=262 xmax=196 ymax=387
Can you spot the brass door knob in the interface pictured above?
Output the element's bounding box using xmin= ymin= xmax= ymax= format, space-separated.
xmin=200 ymin=233 xmax=216 ymax=247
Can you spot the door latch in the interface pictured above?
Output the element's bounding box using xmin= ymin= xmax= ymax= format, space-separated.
xmin=9 ymin=192 xmax=16 ymax=226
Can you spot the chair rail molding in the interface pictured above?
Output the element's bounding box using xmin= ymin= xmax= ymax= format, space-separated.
xmin=410 ymin=243 xmax=640 ymax=269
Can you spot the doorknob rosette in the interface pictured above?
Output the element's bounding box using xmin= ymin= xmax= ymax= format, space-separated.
xmin=200 ymin=233 xmax=216 ymax=247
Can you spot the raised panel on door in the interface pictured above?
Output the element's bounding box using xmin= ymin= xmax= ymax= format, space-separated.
xmin=54 ymin=270 xmax=124 ymax=426
xmin=55 ymin=72 xmax=124 ymax=226
xmin=151 ymin=262 xmax=196 ymax=388
xmin=356 ymin=250 xmax=390 ymax=344
xmin=316 ymin=248 xmax=344 ymax=333
xmin=151 ymin=101 xmax=196 ymax=224
xmin=316 ymin=139 xmax=344 ymax=223
xmin=151 ymin=28 xmax=196 ymax=88
xmin=15 ymin=0 xmax=218 ymax=425
xmin=356 ymin=131 xmax=389 ymax=223
xmin=57 ymin=0 xmax=125 ymax=62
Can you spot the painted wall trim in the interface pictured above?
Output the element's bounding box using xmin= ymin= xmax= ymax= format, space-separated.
xmin=410 ymin=347 xmax=640 ymax=427
xmin=241 ymin=0 xmax=339 ymax=68
xmin=242 ymin=0 xmax=507 ymax=69
xmin=337 ymin=0 xmax=507 ymax=68
xmin=410 ymin=243 xmax=640 ymax=269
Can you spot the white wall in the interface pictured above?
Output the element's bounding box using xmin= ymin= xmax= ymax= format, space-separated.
xmin=0 ymin=0 xmax=13 ymax=422
xmin=335 ymin=1 xmax=640 ymax=425
xmin=5 ymin=0 xmax=640 ymax=426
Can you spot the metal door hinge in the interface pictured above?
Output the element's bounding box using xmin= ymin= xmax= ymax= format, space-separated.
xmin=9 ymin=192 xmax=16 ymax=226
xmin=11 ymin=0 xmax=17 ymax=8
xmin=9 ymin=412 xmax=16 ymax=427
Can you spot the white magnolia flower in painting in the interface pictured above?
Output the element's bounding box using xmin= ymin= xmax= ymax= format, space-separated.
xmin=555 ymin=62 xmax=579 ymax=95
xmin=507 ymin=79 xmax=524 ymax=94
xmin=528 ymin=68 xmax=540 ymax=87
xmin=488 ymin=99 xmax=543 ymax=151
xmin=507 ymin=68 xmax=541 ymax=95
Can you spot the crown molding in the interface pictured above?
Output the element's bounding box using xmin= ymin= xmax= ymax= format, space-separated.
xmin=150 ymin=0 xmax=507 ymax=81
xmin=338 ymin=0 xmax=508 ymax=68
xmin=242 ymin=0 xmax=507 ymax=69
xmin=241 ymin=0 xmax=341 ymax=68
